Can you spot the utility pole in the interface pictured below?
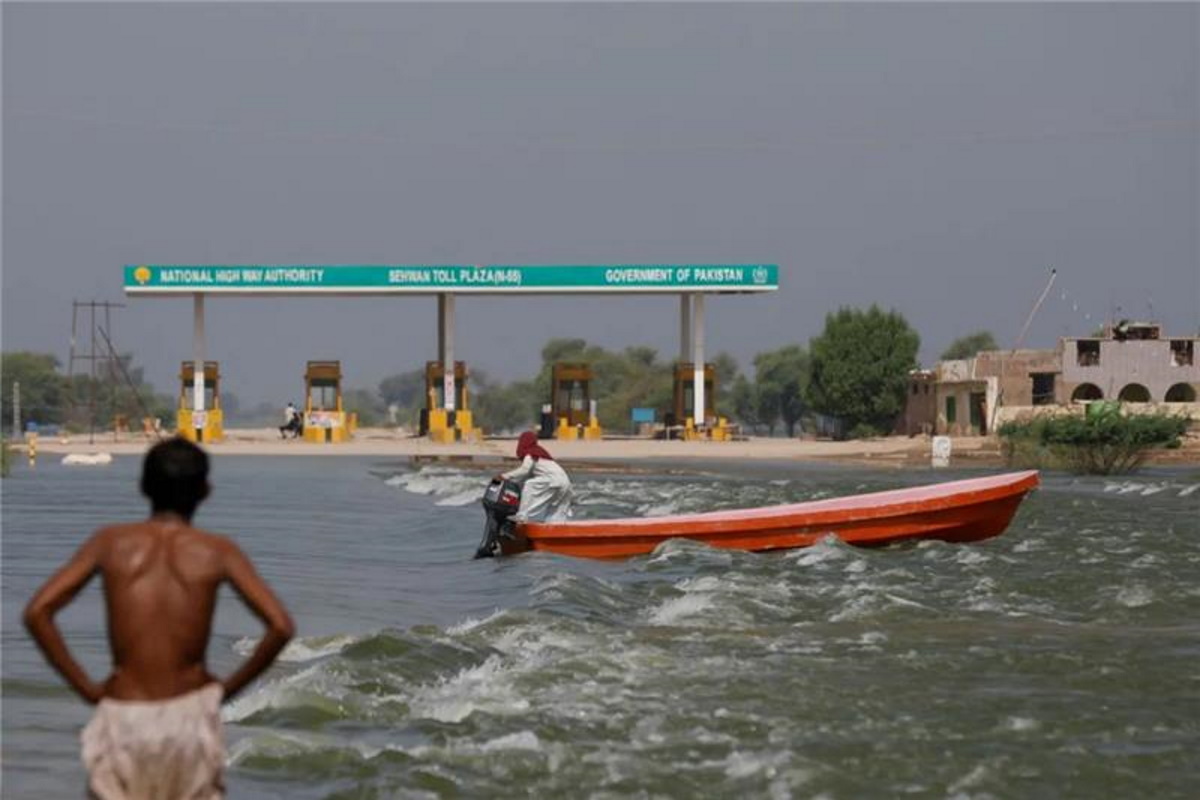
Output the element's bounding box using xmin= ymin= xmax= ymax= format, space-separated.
xmin=11 ymin=381 xmax=19 ymax=440
xmin=67 ymin=300 xmax=125 ymax=444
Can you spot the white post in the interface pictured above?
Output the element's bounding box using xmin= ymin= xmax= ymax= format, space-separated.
xmin=438 ymin=293 xmax=456 ymax=411
xmin=679 ymin=294 xmax=692 ymax=361
xmin=692 ymin=293 xmax=706 ymax=426
xmin=193 ymin=293 xmax=206 ymax=436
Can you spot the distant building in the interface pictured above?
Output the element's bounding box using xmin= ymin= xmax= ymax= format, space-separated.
xmin=1060 ymin=322 xmax=1197 ymax=403
xmin=897 ymin=369 xmax=936 ymax=436
xmin=899 ymin=322 xmax=1199 ymax=436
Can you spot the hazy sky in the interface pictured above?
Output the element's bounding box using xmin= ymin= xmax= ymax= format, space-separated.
xmin=4 ymin=2 xmax=1197 ymax=406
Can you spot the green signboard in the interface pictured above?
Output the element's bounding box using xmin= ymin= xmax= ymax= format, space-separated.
xmin=124 ymin=264 xmax=778 ymax=294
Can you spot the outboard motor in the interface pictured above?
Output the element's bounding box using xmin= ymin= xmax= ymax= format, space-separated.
xmin=475 ymin=477 xmax=523 ymax=558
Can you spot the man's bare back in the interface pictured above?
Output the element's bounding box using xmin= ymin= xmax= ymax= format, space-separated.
xmin=25 ymin=513 xmax=293 ymax=703
xmin=24 ymin=440 xmax=293 ymax=706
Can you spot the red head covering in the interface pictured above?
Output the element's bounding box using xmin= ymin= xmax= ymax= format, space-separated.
xmin=516 ymin=431 xmax=554 ymax=461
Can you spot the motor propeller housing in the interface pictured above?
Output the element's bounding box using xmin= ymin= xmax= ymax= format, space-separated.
xmin=475 ymin=478 xmax=523 ymax=558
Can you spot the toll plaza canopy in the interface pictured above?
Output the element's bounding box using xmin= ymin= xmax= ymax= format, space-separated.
xmin=124 ymin=264 xmax=778 ymax=294
xmin=123 ymin=264 xmax=779 ymax=432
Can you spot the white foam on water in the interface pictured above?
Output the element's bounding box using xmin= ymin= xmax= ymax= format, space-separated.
xmin=233 ymin=633 xmax=359 ymax=663
xmin=723 ymin=749 xmax=790 ymax=779
xmin=226 ymin=730 xmax=329 ymax=765
xmin=954 ymin=550 xmax=991 ymax=566
xmin=883 ymin=593 xmax=937 ymax=612
xmin=446 ymin=609 xmax=505 ymax=635
xmin=1003 ymin=716 xmax=1041 ymax=732
xmin=387 ymin=466 xmax=482 ymax=500
xmin=843 ymin=559 xmax=868 ymax=574
xmin=676 ymin=575 xmax=725 ymax=594
xmin=436 ymin=488 xmax=484 ymax=506
xmin=407 ymin=655 xmax=532 ymax=723
xmin=1116 ymin=584 xmax=1154 ymax=608
xmin=637 ymin=501 xmax=681 ymax=517
xmin=1179 ymin=484 xmax=1199 ymax=497
xmin=228 ymin=730 xmax=408 ymax=765
xmin=646 ymin=592 xmax=715 ymax=625
xmin=222 ymin=663 xmax=343 ymax=723
xmin=480 ymin=730 xmax=542 ymax=752
xmin=790 ymin=536 xmax=847 ymax=567
xmin=947 ymin=760 xmax=999 ymax=795
xmin=829 ymin=593 xmax=881 ymax=622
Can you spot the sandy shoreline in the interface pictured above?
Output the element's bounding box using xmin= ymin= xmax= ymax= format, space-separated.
xmin=14 ymin=426 xmax=1195 ymax=469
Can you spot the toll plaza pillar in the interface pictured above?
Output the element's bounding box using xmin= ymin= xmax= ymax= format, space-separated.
xmin=692 ymin=294 xmax=706 ymax=428
xmin=192 ymin=293 xmax=206 ymax=441
xmin=430 ymin=293 xmax=478 ymax=441
xmin=679 ymin=293 xmax=692 ymax=361
xmin=438 ymin=293 xmax=456 ymax=412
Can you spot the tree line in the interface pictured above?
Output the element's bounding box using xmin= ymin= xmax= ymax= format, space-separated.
xmin=3 ymin=309 xmax=1004 ymax=439
xmin=371 ymin=304 xmax=933 ymax=438
xmin=1 ymin=351 xmax=174 ymax=435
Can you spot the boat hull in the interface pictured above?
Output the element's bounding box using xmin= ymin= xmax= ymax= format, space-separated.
xmin=505 ymin=470 xmax=1040 ymax=559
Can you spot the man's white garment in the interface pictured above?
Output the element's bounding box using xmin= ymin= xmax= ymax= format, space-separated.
xmin=81 ymin=683 xmax=225 ymax=799
xmin=284 ymin=405 xmax=296 ymax=424
xmin=501 ymin=456 xmax=573 ymax=522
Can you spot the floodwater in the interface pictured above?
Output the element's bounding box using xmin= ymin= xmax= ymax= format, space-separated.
xmin=3 ymin=455 xmax=1198 ymax=798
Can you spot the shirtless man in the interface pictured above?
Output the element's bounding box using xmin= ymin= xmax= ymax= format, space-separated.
xmin=23 ymin=436 xmax=295 ymax=799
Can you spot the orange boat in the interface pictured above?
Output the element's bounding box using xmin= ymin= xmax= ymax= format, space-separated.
xmin=502 ymin=470 xmax=1040 ymax=559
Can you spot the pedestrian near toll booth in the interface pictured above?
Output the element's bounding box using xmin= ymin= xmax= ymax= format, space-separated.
xmin=280 ymin=401 xmax=301 ymax=439
xmin=23 ymin=437 xmax=294 ymax=799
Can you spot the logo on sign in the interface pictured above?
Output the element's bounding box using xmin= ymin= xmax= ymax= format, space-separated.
xmin=134 ymin=266 xmax=152 ymax=285
xmin=752 ymin=266 xmax=769 ymax=285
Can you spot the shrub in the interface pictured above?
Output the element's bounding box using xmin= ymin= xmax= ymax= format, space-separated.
xmin=998 ymin=409 xmax=1189 ymax=474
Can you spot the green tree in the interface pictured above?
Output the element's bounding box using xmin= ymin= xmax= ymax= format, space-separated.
xmin=377 ymin=369 xmax=428 ymax=429
xmin=527 ymin=338 xmax=674 ymax=431
xmin=729 ymin=374 xmax=761 ymax=433
xmin=755 ymin=381 xmax=782 ymax=436
xmin=473 ymin=379 xmax=540 ymax=433
xmin=344 ymin=387 xmax=387 ymax=427
xmin=379 ymin=369 xmax=426 ymax=408
xmin=711 ymin=351 xmax=739 ymax=409
xmin=65 ymin=354 xmax=172 ymax=431
xmin=941 ymin=330 xmax=999 ymax=361
xmin=808 ymin=306 xmax=920 ymax=438
xmin=753 ymin=345 xmax=810 ymax=437
xmin=2 ymin=352 xmax=68 ymax=431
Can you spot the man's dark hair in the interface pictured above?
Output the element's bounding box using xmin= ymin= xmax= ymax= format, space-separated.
xmin=140 ymin=437 xmax=210 ymax=518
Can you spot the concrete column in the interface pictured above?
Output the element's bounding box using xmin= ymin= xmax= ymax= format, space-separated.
xmin=679 ymin=294 xmax=692 ymax=361
xmin=438 ymin=293 xmax=456 ymax=411
xmin=192 ymin=293 xmax=206 ymax=435
xmin=692 ymin=293 xmax=706 ymax=425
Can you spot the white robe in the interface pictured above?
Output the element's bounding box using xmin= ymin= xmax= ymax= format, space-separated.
xmin=501 ymin=456 xmax=573 ymax=522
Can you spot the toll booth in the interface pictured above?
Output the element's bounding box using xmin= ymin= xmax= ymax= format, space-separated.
xmin=177 ymin=361 xmax=223 ymax=443
xmin=303 ymin=361 xmax=352 ymax=443
xmin=551 ymin=362 xmax=602 ymax=440
xmin=422 ymin=361 xmax=480 ymax=442
xmin=672 ymin=362 xmax=733 ymax=441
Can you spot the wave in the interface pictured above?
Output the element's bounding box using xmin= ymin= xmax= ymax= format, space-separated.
xmin=234 ymin=633 xmax=361 ymax=663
